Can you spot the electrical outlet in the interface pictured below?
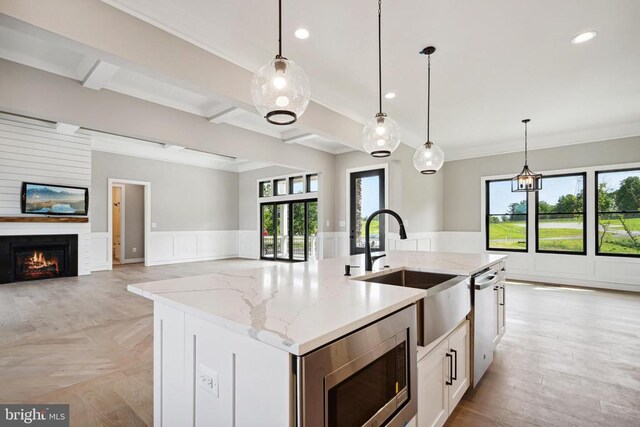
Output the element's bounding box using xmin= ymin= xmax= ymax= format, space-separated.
xmin=339 ymin=220 xmax=345 ymax=227
xmin=151 ymin=223 xmax=157 ymax=229
xmin=199 ymin=364 xmax=219 ymax=397
xmin=132 ymin=247 xmax=137 ymax=253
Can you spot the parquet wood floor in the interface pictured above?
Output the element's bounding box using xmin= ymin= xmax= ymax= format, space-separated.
xmin=0 ymin=259 xmax=275 ymax=426
xmin=1 ymin=261 xmax=638 ymax=426
xmin=447 ymin=281 xmax=640 ymax=427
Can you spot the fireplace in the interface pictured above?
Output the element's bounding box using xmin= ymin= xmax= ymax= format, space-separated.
xmin=0 ymin=235 xmax=78 ymax=284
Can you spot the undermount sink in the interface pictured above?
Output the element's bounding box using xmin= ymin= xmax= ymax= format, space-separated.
xmin=360 ymin=269 xmax=471 ymax=347
xmin=362 ymin=270 xmax=458 ymax=292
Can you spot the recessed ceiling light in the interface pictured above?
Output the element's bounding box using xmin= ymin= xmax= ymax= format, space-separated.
xmin=571 ymin=31 xmax=597 ymax=44
xmin=295 ymin=28 xmax=310 ymax=40
xmin=384 ymin=92 xmax=396 ymax=99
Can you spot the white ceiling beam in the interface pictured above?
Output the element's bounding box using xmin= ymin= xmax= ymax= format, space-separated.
xmin=282 ymin=131 xmax=316 ymax=144
xmin=0 ymin=0 xmax=363 ymax=150
xmin=55 ymin=122 xmax=80 ymax=134
xmin=82 ymin=60 xmax=120 ymax=90
xmin=207 ymin=106 xmax=245 ymax=124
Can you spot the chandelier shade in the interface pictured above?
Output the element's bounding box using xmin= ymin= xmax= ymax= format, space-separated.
xmin=250 ymin=0 xmax=310 ymax=125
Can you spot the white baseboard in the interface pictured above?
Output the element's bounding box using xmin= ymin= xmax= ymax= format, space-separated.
xmin=122 ymin=258 xmax=144 ymax=264
xmin=146 ymin=254 xmax=237 ymax=266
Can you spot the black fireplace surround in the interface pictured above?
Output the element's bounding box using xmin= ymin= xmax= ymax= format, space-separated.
xmin=0 ymin=235 xmax=78 ymax=284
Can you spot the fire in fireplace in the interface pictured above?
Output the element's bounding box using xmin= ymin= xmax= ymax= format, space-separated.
xmin=15 ymin=249 xmax=64 ymax=281
xmin=0 ymin=234 xmax=78 ymax=284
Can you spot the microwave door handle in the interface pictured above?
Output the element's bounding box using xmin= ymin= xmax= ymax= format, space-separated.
xmin=445 ymin=353 xmax=453 ymax=385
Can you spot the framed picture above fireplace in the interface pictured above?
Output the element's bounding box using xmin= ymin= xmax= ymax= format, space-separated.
xmin=21 ymin=182 xmax=89 ymax=216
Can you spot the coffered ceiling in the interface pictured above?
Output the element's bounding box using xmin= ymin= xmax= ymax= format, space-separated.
xmin=100 ymin=0 xmax=640 ymax=158
xmin=1 ymin=1 xmax=638 ymax=160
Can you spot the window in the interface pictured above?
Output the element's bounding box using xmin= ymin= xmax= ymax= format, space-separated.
xmin=290 ymin=176 xmax=304 ymax=194
xmin=274 ymin=179 xmax=287 ymax=196
xmin=259 ymin=181 xmax=272 ymax=197
xmin=307 ymin=174 xmax=318 ymax=192
xmin=535 ymin=173 xmax=586 ymax=254
xmin=596 ymin=168 xmax=640 ymax=257
xmin=486 ymin=179 xmax=527 ymax=251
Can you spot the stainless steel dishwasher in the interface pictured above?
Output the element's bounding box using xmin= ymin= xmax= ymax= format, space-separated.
xmin=472 ymin=264 xmax=505 ymax=387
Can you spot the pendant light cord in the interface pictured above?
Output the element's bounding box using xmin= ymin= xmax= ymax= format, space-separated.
xmin=427 ymin=54 xmax=431 ymax=142
xmin=524 ymin=121 xmax=528 ymax=166
xmin=378 ymin=0 xmax=383 ymax=114
xmin=278 ymin=0 xmax=282 ymax=57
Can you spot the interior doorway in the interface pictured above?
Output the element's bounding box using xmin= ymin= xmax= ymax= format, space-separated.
xmin=111 ymin=185 xmax=125 ymax=264
xmin=260 ymin=199 xmax=318 ymax=262
xmin=107 ymin=179 xmax=151 ymax=269
xmin=349 ymin=168 xmax=386 ymax=255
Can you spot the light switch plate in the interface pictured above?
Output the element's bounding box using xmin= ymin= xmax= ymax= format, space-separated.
xmin=151 ymin=223 xmax=157 ymax=229
xmin=198 ymin=364 xmax=219 ymax=397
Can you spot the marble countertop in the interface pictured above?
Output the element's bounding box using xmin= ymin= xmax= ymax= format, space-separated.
xmin=128 ymin=251 xmax=506 ymax=356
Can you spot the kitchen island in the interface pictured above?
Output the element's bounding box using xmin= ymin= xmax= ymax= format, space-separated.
xmin=128 ymin=251 xmax=506 ymax=426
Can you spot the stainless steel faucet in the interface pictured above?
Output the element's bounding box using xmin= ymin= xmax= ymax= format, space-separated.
xmin=365 ymin=209 xmax=407 ymax=271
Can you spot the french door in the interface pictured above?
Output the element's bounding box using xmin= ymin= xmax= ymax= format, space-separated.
xmin=261 ymin=199 xmax=318 ymax=262
xmin=350 ymin=169 xmax=385 ymax=255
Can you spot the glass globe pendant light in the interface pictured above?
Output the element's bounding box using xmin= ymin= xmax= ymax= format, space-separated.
xmin=362 ymin=0 xmax=401 ymax=157
xmin=413 ymin=47 xmax=445 ymax=174
xmin=251 ymin=0 xmax=310 ymax=125
xmin=511 ymin=119 xmax=542 ymax=192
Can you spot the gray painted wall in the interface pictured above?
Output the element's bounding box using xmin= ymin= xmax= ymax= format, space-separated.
xmin=443 ymin=136 xmax=640 ymax=231
xmin=123 ymin=184 xmax=144 ymax=260
xmin=0 ymin=59 xmax=336 ymax=233
xmin=334 ymin=144 xmax=444 ymax=234
xmin=238 ymin=165 xmax=303 ymax=230
xmin=92 ymin=151 xmax=239 ymax=232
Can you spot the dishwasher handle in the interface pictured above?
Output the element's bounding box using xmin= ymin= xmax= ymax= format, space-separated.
xmin=474 ymin=272 xmax=500 ymax=290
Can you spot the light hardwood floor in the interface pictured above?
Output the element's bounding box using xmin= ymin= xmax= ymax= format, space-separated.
xmin=447 ymin=281 xmax=640 ymax=427
xmin=1 ymin=261 xmax=639 ymax=426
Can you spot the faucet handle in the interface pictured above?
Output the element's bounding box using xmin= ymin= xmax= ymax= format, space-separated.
xmin=344 ymin=265 xmax=360 ymax=276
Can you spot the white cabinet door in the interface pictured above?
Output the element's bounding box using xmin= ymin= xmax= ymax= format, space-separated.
xmin=417 ymin=338 xmax=449 ymax=427
xmin=447 ymin=321 xmax=470 ymax=410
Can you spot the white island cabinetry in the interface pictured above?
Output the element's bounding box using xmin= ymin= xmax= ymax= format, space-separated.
xmin=417 ymin=321 xmax=470 ymax=427
xmin=129 ymin=251 xmax=505 ymax=426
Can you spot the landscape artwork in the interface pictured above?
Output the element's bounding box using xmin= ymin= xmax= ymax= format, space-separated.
xmin=23 ymin=183 xmax=88 ymax=215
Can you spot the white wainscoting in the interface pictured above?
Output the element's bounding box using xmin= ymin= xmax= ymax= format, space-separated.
xmin=90 ymin=232 xmax=110 ymax=271
xmin=147 ymin=230 xmax=238 ymax=266
xmin=0 ymin=223 xmax=92 ymax=275
xmin=238 ymin=230 xmax=260 ymax=259
xmin=387 ymin=231 xmax=639 ymax=291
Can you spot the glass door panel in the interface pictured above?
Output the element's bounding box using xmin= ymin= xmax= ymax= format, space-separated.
xmin=292 ymin=202 xmax=306 ymax=261
xmin=261 ymin=204 xmax=275 ymax=258
xmin=350 ymin=169 xmax=385 ymax=255
xmin=307 ymin=201 xmax=318 ymax=261
xmin=276 ymin=203 xmax=290 ymax=260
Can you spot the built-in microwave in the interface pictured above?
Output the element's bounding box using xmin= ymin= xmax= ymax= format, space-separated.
xmin=295 ymin=305 xmax=417 ymax=426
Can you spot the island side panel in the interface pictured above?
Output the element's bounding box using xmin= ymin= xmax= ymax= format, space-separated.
xmin=154 ymin=302 xmax=189 ymax=427
xmin=155 ymin=301 xmax=293 ymax=426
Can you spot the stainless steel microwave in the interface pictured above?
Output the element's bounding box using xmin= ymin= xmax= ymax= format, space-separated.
xmin=295 ymin=305 xmax=417 ymax=426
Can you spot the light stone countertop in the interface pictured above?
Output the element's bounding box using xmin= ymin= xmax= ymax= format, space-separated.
xmin=128 ymin=251 xmax=506 ymax=355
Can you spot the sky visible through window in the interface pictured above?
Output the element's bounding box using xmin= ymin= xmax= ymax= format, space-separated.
xmin=598 ymin=170 xmax=639 ymax=192
xmin=538 ymin=175 xmax=583 ymax=206
xmin=489 ymin=180 xmax=525 ymax=213
xmin=360 ymin=176 xmax=380 ymax=217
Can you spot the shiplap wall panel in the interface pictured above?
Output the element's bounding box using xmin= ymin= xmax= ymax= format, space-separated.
xmin=0 ymin=116 xmax=91 ymax=215
xmin=0 ymin=115 xmax=92 ymax=275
